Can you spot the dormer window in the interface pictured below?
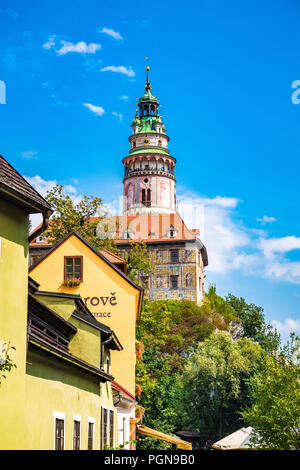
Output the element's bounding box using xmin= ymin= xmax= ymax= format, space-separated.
xmin=165 ymin=225 xmax=178 ymax=238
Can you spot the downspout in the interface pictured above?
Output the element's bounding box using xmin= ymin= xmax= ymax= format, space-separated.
xmin=114 ymin=392 xmax=124 ymax=407
xmin=28 ymin=209 xmax=52 ymax=243
xmin=100 ymin=333 xmax=113 ymax=371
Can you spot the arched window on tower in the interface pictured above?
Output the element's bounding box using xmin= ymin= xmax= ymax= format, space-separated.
xmin=147 ymin=188 xmax=151 ymax=207
xmin=141 ymin=188 xmax=151 ymax=207
xmin=158 ymin=140 xmax=162 ymax=147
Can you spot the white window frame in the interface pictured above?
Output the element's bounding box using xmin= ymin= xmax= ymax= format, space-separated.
xmin=88 ymin=417 xmax=96 ymax=450
xmin=53 ymin=411 xmax=65 ymax=450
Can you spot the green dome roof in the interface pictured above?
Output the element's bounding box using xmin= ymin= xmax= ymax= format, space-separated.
xmin=138 ymin=89 xmax=159 ymax=104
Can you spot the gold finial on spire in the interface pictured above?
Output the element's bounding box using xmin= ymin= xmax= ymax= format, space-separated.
xmin=145 ymin=56 xmax=151 ymax=90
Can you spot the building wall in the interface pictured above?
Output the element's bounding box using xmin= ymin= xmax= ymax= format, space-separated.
xmin=119 ymin=241 xmax=205 ymax=304
xmin=116 ymin=406 xmax=135 ymax=450
xmin=124 ymin=175 xmax=176 ymax=215
xmin=29 ymin=234 xmax=141 ymax=396
xmin=24 ymin=347 xmax=118 ymax=450
xmin=0 ymin=200 xmax=29 ymax=449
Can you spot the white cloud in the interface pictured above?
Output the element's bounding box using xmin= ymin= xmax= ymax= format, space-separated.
xmin=259 ymin=236 xmax=300 ymax=258
xmin=25 ymin=175 xmax=58 ymax=198
xmin=257 ymin=215 xmax=277 ymax=225
xmin=83 ymin=102 xmax=105 ymax=116
xmin=21 ymin=150 xmax=38 ymax=160
xmin=100 ymin=28 xmax=123 ymax=40
xmin=43 ymin=34 xmax=56 ymax=50
xmin=112 ymin=111 xmax=123 ymax=121
xmin=178 ymin=192 xmax=249 ymax=274
xmin=56 ymin=41 xmax=101 ymax=55
xmin=177 ymin=188 xmax=300 ymax=284
xmin=100 ymin=65 xmax=135 ymax=77
xmin=120 ymin=95 xmax=129 ymax=100
xmin=272 ymin=318 xmax=300 ymax=338
xmin=24 ymin=175 xmax=82 ymax=230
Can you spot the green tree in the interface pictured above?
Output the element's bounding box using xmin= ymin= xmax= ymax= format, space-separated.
xmin=121 ymin=241 xmax=154 ymax=287
xmin=0 ymin=343 xmax=16 ymax=386
xmin=136 ymin=291 xmax=239 ymax=449
xmin=45 ymin=184 xmax=116 ymax=252
xmin=226 ymin=293 xmax=280 ymax=352
xmin=241 ymin=336 xmax=300 ymax=450
xmin=44 ymin=184 xmax=153 ymax=283
xmin=175 ymin=331 xmax=265 ymax=441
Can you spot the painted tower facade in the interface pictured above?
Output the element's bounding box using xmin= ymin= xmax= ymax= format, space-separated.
xmin=123 ymin=66 xmax=176 ymax=215
xmin=119 ymin=65 xmax=208 ymax=304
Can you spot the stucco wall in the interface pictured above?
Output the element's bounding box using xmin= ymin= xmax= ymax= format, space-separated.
xmin=30 ymin=234 xmax=140 ymax=396
xmin=25 ymin=347 xmax=118 ymax=450
xmin=0 ymin=200 xmax=29 ymax=449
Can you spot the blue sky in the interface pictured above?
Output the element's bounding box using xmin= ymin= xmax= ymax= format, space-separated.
xmin=1 ymin=0 xmax=300 ymax=342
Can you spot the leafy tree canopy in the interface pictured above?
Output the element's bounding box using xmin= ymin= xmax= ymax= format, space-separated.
xmin=175 ymin=330 xmax=266 ymax=440
xmin=241 ymin=335 xmax=300 ymax=450
xmin=226 ymin=293 xmax=281 ymax=352
xmin=44 ymin=184 xmax=153 ymax=283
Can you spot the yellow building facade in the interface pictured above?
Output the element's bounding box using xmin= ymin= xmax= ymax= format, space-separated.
xmin=0 ymin=156 xmax=124 ymax=450
xmin=29 ymin=230 xmax=143 ymax=397
xmin=0 ymin=155 xmax=52 ymax=449
xmin=25 ymin=281 xmax=121 ymax=450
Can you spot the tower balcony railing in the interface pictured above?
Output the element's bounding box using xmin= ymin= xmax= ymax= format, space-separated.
xmin=129 ymin=145 xmax=170 ymax=154
xmin=124 ymin=168 xmax=176 ymax=180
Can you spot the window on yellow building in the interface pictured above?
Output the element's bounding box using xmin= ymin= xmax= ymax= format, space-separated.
xmin=109 ymin=410 xmax=114 ymax=448
xmin=88 ymin=421 xmax=94 ymax=450
xmin=73 ymin=418 xmax=81 ymax=450
xmin=101 ymin=407 xmax=108 ymax=449
xmin=64 ymin=256 xmax=83 ymax=281
xmin=55 ymin=418 xmax=64 ymax=450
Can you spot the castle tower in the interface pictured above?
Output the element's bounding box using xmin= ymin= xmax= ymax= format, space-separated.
xmin=123 ymin=64 xmax=177 ymax=215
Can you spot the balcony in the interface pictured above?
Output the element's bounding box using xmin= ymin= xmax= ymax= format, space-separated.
xmin=124 ymin=168 xmax=175 ymax=181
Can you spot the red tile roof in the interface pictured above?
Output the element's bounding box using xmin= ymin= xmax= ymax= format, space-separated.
xmin=111 ymin=380 xmax=136 ymax=402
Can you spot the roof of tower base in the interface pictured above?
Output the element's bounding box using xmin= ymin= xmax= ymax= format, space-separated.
xmin=111 ymin=213 xmax=208 ymax=266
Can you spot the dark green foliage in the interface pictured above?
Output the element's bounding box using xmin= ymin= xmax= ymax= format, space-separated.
xmin=226 ymin=293 xmax=281 ymax=352
xmin=241 ymin=335 xmax=300 ymax=450
xmin=44 ymin=184 xmax=153 ymax=283
xmin=0 ymin=343 xmax=17 ymax=386
xmin=136 ymin=288 xmax=286 ymax=449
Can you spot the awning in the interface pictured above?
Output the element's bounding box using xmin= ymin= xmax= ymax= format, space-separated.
xmin=137 ymin=424 xmax=192 ymax=450
xmin=212 ymin=427 xmax=255 ymax=450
